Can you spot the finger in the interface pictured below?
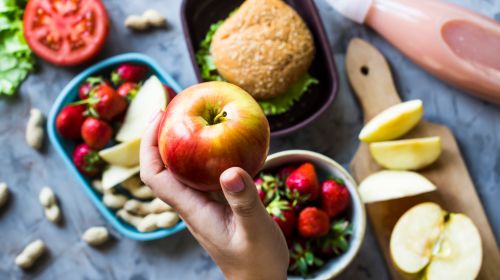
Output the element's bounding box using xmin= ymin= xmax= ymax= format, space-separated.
xmin=140 ymin=111 xmax=164 ymax=178
xmin=148 ymin=169 xmax=210 ymax=219
xmin=220 ymin=167 xmax=268 ymax=228
xmin=139 ymin=113 xmax=213 ymax=219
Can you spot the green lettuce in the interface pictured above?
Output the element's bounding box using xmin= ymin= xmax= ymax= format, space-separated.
xmin=196 ymin=20 xmax=224 ymax=82
xmin=196 ymin=19 xmax=317 ymax=116
xmin=258 ymin=74 xmax=318 ymax=115
xmin=0 ymin=0 xmax=33 ymax=96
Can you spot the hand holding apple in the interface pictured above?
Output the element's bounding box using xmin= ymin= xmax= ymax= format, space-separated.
xmin=140 ymin=112 xmax=288 ymax=280
xmin=157 ymin=81 xmax=270 ymax=191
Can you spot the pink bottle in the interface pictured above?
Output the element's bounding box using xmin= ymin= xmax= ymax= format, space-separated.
xmin=329 ymin=0 xmax=500 ymax=104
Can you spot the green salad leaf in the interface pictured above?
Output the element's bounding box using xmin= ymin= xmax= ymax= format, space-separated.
xmin=258 ymin=74 xmax=318 ymax=116
xmin=196 ymin=17 xmax=317 ymax=116
xmin=0 ymin=0 xmax=34 ymax=96
xmin=196 ymin=20 xmax=225 ymax=82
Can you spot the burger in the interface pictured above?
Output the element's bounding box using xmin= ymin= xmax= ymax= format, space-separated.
xmin=196 ymin=0 xmax=318 ymax=116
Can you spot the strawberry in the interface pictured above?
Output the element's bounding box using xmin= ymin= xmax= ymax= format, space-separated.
xmin=321 ymin=179 xmax=350 ymax=218
xmin=289 ymin=240 xmax=324 ymax=276
xmin=112 ymin=110 xmax=127 ymax=123
xmin=286 ymin=163 xmax=320 ymax=202
xmin=254 ymin=177 xmax=264 ymax=185
xmin=297 ymin=207 xmax=330 ymax=238
xmin=79 ymin=82 xmax=92 ymax=100
xmin=267 ymin=199 xmax=296 ymax=237
xmin=164 ymin=84 xmax=177 ymax=101
xmin=317 ymin=219 xmax=352 ymax=257
xmin=254 ymin=177 xmax=266 ymax=202
xmin=81 ymin=118 xmax=112 ymax=149
xmin=79 ymin=77 xmax=111 ymax=100
xmin=117 ymin=82 xmax=139 ymax=102
xmin=111 ymin=63 xmax=149 ymax=85
xmin=82 ymin=84 xmax=127 ymax=121
xmin=257 ymin=188 xmax=265 ymax=202
xmin=56 ymin=105 xmax=86 ymax=140
xmin=72 ymin=143 xmax=103 ymax=177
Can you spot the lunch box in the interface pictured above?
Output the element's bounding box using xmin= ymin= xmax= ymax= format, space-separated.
xmin=181 ymin=0 xmax=339 ymax=137
xmin=47 ymin=53 xmax=187 ymax=241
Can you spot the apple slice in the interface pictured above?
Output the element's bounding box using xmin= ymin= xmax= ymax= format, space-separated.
xmin=358 ymin=170 xmax=436 ymax=203
xmin=359 ymin=100 xmax=423 ymax=142
xmin=425 ymin=214 xmax=482 ymax=280
xmin=116 ymin=76 xmax=169 ymax=142
xmin=390 ymin=203 xmax=482 ymax=279
xmin=390 ymin=202 xmax=445 ymax=274
xmin=369 ymin=137 xmax=442 ymax=170
xmin=98 ymin=138 xmax=141 ymax=167
xmin=102 ymin=165 xmax=140 ymax=190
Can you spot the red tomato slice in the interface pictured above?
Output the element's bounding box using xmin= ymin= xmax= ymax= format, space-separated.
xmin=23 ymin=0 xmax=109 ymax=66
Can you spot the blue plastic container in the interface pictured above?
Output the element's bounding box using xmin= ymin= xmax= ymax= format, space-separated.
xmin=47 ymin=53 xmax=187 ymax=241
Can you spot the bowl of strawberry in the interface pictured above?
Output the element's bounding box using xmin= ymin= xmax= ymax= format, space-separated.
xmin=257 ymin=150 xmax=366 ymax=278
xmin=47 ymin=53 xmax=186 ymax=241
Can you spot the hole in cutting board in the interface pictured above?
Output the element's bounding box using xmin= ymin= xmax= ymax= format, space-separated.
xmin=361 ymin=66 xmax=369 ymax=76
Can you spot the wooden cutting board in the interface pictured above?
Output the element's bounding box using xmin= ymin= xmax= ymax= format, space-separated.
xmin=347 ymin=38 xmax=500 ymax=279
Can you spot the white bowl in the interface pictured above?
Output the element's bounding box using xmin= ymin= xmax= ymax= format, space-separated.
xmin=263 ymin=150 xmax=366 ymax=279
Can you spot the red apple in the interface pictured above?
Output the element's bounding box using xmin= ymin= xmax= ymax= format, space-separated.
xmin=157 ymin=81 xmax=270 ymax=191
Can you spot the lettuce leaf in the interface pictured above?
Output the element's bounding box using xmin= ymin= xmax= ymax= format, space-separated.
xmin=258 ymin=74 xmax=318 ymax=115
xmin=0 ymin=0 xmax=33 ymax=96
xmin=196 ymin=18 xmax=317 ymax=116
xmin=196 ymin=20 xmax=224 ymax=82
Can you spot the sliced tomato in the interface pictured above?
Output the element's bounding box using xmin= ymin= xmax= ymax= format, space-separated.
xmin=23 ymin=0 xmax=109 ymax=66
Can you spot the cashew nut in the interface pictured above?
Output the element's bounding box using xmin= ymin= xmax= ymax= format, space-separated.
xmin=125 ymin=9 xmax=166 ymax=31
xmin=142 ymin=9 xmax=167 ymax=27
xmin=117 ymin=209 xmax=155 ymax=232
xmin=82 ymin=227 xmax=109 ymax=246
xmin=121 ymin=176 xmax=154 ymax=199
xmin=15 ymin=240 xmax=45 ymax=269
xmin=155 ymin=212 xmax=179 ymax=229
xmin=124 ymin=15 xmax=149 ymax=30
xmin=91 ymin=180 xmax=104 ymax=194
xmin=39 ymin=187 xmax=61 ymax=223
xmin=117 ymin=209 xmax=179 ymax=232
xmin=102 ymin=189 xmax=127 ymax=209
xmin=45 ymin=206 xmax=61 ymax=223
xmin=26 ymin=108 xmax=44 ymax=150
xmin=139 ymin=212 xmax=178 ymax=231
xmin=124 ymin=198 xmax=172 ymax=216
xmin=0 ymin=182 xmax=9 ymax=208
xmin=95 ymin=180 xmax=127 ymax=209
xmin=138 ymin=213 xmax=161 ymax=232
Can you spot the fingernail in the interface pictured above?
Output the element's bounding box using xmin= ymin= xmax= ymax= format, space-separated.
xmin=149 ymin=110 xmax=160 ymax=123
xmin=222 ymin=171 xmax=245 ymax=193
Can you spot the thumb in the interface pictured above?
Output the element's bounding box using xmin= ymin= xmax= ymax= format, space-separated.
xmin=220 ymin=167 xmax=267 ymax=222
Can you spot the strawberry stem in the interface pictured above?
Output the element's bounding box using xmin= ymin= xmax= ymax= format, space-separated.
xmin=111 ymin=71 xmax=121 ymax=85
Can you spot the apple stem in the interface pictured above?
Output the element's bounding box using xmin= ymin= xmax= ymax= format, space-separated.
xmin=213 ymin=111 xmax=227 ymax=124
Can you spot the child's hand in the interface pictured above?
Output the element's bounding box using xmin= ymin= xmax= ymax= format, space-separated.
xmin=140 ymin=113 xmax=289 ymax=280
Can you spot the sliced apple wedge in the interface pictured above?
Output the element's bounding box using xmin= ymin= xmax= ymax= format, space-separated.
xmin=102 ymin=165 xmax=140 ymax=190
xmin=358 ymin=170 xmax=436 ymax=203
xmin=99 ymin=138 xmax=141 ymax=167
xmin=369 ymin=137 xmax=442 ymax=170
xmin=390 ymin=202 xmax=445 ymax=274
xmin=425 ymin=214 xmax=482 ymax=280
xmin=390 ymin=203 xmax=482 ymax=279
xmin=359 ymin=100 xmax=423 ymax=143
xmin=116 ymin=75 xmax=169 ymax=142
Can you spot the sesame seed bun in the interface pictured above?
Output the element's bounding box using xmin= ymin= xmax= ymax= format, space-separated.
xmin=211 ymin=0 xmax=315 ymax=100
